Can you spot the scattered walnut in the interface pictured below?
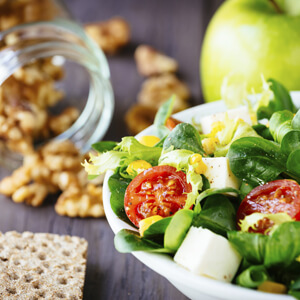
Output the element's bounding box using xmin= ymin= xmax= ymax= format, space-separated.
xmin=85 ymin=17 xmax=130 ymax=54
xmin=0 ymin=166 xmax=31 ymax=196
xmin=55 ymin=184 xmax=104 ymax=218
xmin=137 ymin=73 xmax=190 ymax=112
xmin=134 ymin=45 xmax=178 ymax=77
xmin=124 ymin=104 xmax=157 ymax=135
xmin=41 ymin=140 xmax=82 ymax=172
xmin=12 ymin=182 xmax=48 ymax=207
xmin=0 ymin=139 xmax=105 ymax=217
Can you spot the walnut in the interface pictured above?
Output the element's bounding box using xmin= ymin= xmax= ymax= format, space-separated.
xmin=12 ymin=182 xmax=48 ymax=207
xmin=39 ymin=140 xmax=81 ymax=172
xmin=0 ymin=138 xmax=106 ymax=217
xmin=134 ymin=45 xmax=178 ymax=77
xmin=85 ymin=17 xmax=130 ymax=54
xmin=0 ymin=166 xmax=31 ymax=196
xmin=55 ymin=183 xmax=104 ymax=218
xmin=48 ymin=107 xmax=80 ymax=136
xmin=124 ymin=104 xmax=157 ymax=135
xmin=137 ymin=73 xmax=190 ymax=112
xmin=0 ymin=58 xmax=67 ymax=155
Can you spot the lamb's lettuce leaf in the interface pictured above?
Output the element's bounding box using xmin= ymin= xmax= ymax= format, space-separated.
xmin=193 ymin=195 xmax=237 ymax=237
xmin=108 ymin=173 xmax=132 ymax=225
xmin=264 ymin=222 xmax=300 ymax=268
xmin=228 ymin=137 xmax=287 ymax=186
xmin=92 ymin=141 xmax=117 ymax=153
xmin=256 ymin=78 xmax=297 ymax=120
xmin=228 ymin=231 xmax=268 ymax=264
xmin=153 ymin=96 xmax=174 ymax=138
xmin=114 ymin=229 xmax=172 ymax=253
xmin=228 ymin=222 xmax=300 ymax=269
xmin=163 ymin=123 xmax=205 ymax=155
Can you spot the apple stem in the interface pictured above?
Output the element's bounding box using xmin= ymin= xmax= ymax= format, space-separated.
xmin=268 ymin=0 xmax=283 ymax=13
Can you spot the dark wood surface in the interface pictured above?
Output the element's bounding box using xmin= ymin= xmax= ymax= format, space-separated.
xmin=0 ymin=0 xmax=224 ymax=299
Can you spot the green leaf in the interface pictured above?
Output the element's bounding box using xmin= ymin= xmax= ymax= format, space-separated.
xmin=265 ymin=222 xmax=300 ymax=268
xmin=114 ymin=229 xmax=172 ymax=253
xmin=290 ymin=278 xmax=300 ymax=292
xmin=292 ymin=109 xmax=300 ymax=130
xmin=256 ymin=78 xmax=297 ymax=119
xmin=236 ymin=265 xmax=269 ymax=288
xmin=164 ymin=209 xmax=193 ymax=253
xmin=195 ymin=187 xmax=240 ymax=206
xmin=228 ymin=137 xmax=287 ymax=186
xmin=117 ymin=137 xmax=162 ymax=166
xmin=239 ymin=181 xmax=255 ymax=199
xmin=92 ymin=141 xmax=117 ymax=153
xmin=252 ymin=124 xmax=273 ymax=140
xmin=153 ymin=96 xmax=174 ymax=139
xmin=193 ymin=195 xmax=237 ymax=237
xmin=228 ymin=231 xmax=268 ymax=265
xmin=268 ymin=78 xmax=297 ymax=113
xmin=269 ymin=110 xmax=294 ymax=144
xmin=143 ymin=217 xmax=172 ymax=241
xmin=287 ymin=149 xmax=300 ymax=179
xmin=108 ymin=173 xmax=132 ymax=226
xmin=289 ymin=291 xmax=300 ymax=300
xmin=163 ymin=123 xmax=205 ymax=155
xmin=281 ymin=130 xmax=300 ymax=156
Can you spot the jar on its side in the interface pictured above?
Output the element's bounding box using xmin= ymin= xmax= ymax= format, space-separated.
xmin=0 ymin=0 xmax=114 ymax=168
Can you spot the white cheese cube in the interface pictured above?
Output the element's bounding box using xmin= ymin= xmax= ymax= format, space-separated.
xmin=174 ymin=227 xmax=241 ymax=282
xmin=200 ymin=106 xmax=252 ymax=135
xmin=202 ymin=157 xmax=240 ymax=190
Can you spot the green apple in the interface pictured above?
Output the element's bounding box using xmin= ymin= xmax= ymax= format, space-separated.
xmin=200 ymin=0 xmax=300 ymax=102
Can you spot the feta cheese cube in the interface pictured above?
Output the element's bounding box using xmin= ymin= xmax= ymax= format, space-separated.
xmin=200 ymin=106 xmax=252 ymax=135
xmin=174 ymin=227 xmax=242 ymax=282
xmin=202 ymin=157 xmax=240 ymax=190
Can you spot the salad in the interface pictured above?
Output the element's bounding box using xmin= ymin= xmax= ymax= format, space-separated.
xmin=84 ymin=78 xmax=300 ymax=298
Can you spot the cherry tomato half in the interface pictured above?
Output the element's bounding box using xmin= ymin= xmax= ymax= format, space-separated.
xmin=237 ymin=179 xmax=300 ymax=234
xmin=124 ymin=165 xmax=192 ymax=227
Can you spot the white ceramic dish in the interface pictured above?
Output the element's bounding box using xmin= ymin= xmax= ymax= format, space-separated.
xmin=103 ymin=92 xmax=300 ymax=300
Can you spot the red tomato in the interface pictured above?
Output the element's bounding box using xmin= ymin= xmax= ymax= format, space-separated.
xmin=166 ymin=117 xmax=182 ymax=131
xmin=124 ymin=165 xmax=192 ymax=227
xmin=237 ymin=179 xmax=300 ymax=234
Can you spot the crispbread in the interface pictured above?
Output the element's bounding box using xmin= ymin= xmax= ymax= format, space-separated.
xmin=0 ymin=231 xmax=88 ymax=299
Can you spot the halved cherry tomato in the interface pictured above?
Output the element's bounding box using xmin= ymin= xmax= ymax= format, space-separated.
xmin=124 ymin=165 xmax=192 ymax=227
xmin=166 ymin=117 xmax=182 ymax=131
xmin=237 ymin=179 xmax=300 ymax=234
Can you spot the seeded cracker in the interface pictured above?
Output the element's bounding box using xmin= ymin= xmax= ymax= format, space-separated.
xmin=0 ymin=231 xmax=88 ymax=299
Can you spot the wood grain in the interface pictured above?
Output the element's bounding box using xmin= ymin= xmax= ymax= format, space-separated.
xmin=0 ymin=0 xmax=224 ymax=299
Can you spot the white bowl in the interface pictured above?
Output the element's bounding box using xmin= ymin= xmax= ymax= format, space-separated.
xmin=103 ymin=92 xmax=300 ymax=300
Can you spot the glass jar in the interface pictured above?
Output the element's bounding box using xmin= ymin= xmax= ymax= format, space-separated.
xmin=0 ymin=0 xmax=114 ymax=168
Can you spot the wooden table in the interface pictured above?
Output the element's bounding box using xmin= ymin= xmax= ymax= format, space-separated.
xmin=0 ymin=0 xmax=224 ymax=299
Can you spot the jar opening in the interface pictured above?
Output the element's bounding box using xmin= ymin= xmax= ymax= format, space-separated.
xmin=0 ymin=20 xmax=114 ymax=168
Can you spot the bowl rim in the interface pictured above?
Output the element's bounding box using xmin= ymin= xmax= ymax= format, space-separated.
xmin=103 ymin=92 xmax=300 ymax=300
